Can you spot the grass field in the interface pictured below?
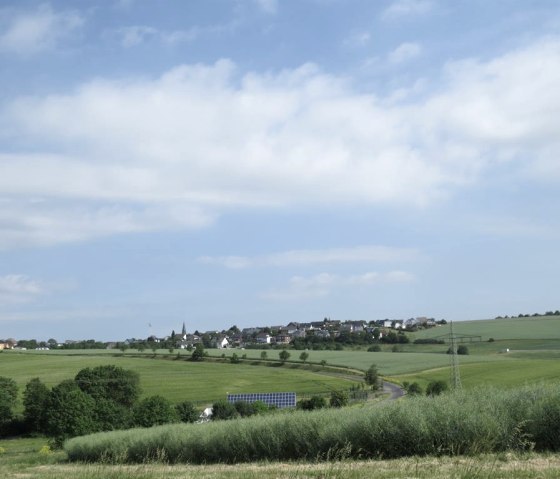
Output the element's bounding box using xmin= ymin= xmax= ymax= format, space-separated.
xmin=2 ymin=437 xmax=560 ymax=479
xmin=412 ymin=316 xmax=560 ymax=341
xmin=0 ymin=352 xmax=355 ymax=408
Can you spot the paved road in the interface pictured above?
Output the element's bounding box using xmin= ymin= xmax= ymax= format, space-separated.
xmin=382 ymin=381 xmax=405 ymax=400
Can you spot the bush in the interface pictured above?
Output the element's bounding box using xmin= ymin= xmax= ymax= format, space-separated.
xmin=364 ymin=364 xmax=379 ymax=389
xmin=176 ymin=401 xmax=199 ymax=423
xmin=426 ymin=380 xmax=448 ymax=396
xmin=298 ymin=395 xmax=327 ymax=410
xmin=330 ymin=389 xmax=349 ymax=408
xmin=211 ymin=400 xmax=239 ymax=421
xmin=134 ymin=396 xmax=177 ymax=427
xmin=367 ymin=344 xmax=381 ymax=352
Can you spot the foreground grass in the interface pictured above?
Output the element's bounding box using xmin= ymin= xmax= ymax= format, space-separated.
xmin=2 ymin=438 xmax=560 ymax=478
xmin=65 ymin=383 xmax=560 ymax=464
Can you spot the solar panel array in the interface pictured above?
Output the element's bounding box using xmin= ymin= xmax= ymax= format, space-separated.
xmin=227 ymin=392 xmax=296 ymax=408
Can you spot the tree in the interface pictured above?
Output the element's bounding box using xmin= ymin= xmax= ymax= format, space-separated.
xmin=92 ymin=398 xmax=133 ymax=431
xmin=403 ymin=381 xmax=423 ymax=396
xmin=364 ymin=364 xmax=380 ymax=390
xmin=191 ymin=343 xmax=205 ymax=361
xmin=75 ymin=365 xmax=140 ymax=407
xmin=260 ymin=351 xmax=268 ymax=360
xmin=0 ymin=376 xmax=18 ymax=430
xmin=176 ymin=401 xmax=199 ymax=423
xmin=230 ymin=353 xmax=240 ymax=364
xmin=330 ymin=389 xmax=349 ymax=408
xmin=44 ymin=380 xmax=96 ymax=446
xmin=134 ymin=396 xmax=177 ymax=427
xmin=279 ymin=349 xmax=290 ymax=363
xmin=23 ymin=378 xmax=49 ymax=433
xmin=299 ymin=351 xmax=309 ymax=364
xmin=426 ymin=380 xmax=448 ymax=396
xmin=211 ymin=400 xmax=239 ymax=420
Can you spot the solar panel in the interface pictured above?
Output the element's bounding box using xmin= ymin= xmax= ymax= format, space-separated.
xmin=227 ymin=392 xmax=296 ymax=408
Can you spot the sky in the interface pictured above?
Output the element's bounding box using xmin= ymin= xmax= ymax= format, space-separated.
xmin=1 ymin=0 xmax=560 ymax=342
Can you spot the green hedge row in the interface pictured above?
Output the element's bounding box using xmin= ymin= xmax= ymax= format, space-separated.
xmin=65 ymin=383 xmax=560 ymax=464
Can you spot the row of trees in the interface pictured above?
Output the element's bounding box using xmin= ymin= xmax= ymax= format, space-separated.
xmin=0 ymin=366 xmax=200 ymax=445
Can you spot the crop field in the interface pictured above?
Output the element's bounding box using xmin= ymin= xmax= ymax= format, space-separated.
xmin=412 ymin=316 xmax=560 ymax=341
xmin=208 ymin=348 xmax=510 ymax=375
xmin=0 ymin=352 xmax=354 ymax=407
xmin=391 ymin=357 xmax=560 ymax=390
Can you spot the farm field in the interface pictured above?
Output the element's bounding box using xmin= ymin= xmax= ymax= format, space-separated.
xmin=390 ymin=357 xmax=560 ymax=390
xmin=412 ymin=316 xmax=560 ymax=341
xmin=0 ymin=352 xmax=354 ymax=407
xmin=208 ymin=348 xmax=509 ymax=375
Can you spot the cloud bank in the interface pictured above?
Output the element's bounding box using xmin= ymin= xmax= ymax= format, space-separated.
xmin=1 ymin=38 xmax=560 ymax=248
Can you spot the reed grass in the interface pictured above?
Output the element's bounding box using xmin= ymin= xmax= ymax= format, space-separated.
xmin=66 ymin=383 xmax=560 ymax=464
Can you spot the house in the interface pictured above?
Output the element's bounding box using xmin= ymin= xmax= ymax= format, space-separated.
xmin=291 ymin=329 xmax=307 ymax=339
xmin=256 ymin=332 xmax=271 ymax=344
xmin=340 ymin=321 xmax=365 ymax=333
xmin=313 ymin=329 xmax=331 ymax=339
xmin=178 ymin=334 xmax=201 ymax=349
xmin=211 ymin=335 xmax=230 ymax=349
xmin=275 ymin=334 xmax=292 ymax=344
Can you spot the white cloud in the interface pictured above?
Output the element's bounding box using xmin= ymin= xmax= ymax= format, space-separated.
xmin=0 ymin=3 xmax=83 ymax=55
xmin=0 ymin=275 xmax=45 ymax=304
xmin=1 ymin=38 xmax=560 ymax=248
xmin=388 ymin=42 xmax=422 ymax=64
xmin=381 ymin=0 xmax=434 ymax=20
xmin=198 ymin=245 xmax=420 ymax=269
xmin=116 ymin=25 xmax=199 ymax=47
xmin=344 ymin=31 xmax=371 ymax=48
xmin=254 ymin=0 xmax=278 ymax=14
xmin=261 ymin=270 xmax=414 ymax=301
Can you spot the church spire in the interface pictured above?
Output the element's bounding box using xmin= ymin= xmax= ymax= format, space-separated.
xmin=182 ymin=321 xmax=187 ymax=337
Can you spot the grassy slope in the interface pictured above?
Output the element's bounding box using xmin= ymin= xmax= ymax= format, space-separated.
xmin=0 ymin=353 xmax=354 ymax=407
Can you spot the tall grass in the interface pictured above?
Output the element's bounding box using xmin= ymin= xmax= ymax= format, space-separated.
xmin=65 ymin=383 xmax=560 ymax=464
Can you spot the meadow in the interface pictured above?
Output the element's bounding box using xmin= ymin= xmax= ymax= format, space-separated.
xmin=0 ymin=352 xmax=355 ymax=408
xmin=2 ymin=436 xmax=560 ymax=478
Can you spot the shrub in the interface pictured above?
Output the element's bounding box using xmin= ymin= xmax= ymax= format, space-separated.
xmin=364 ymin=364 xmax=379 ymax=389
xmin=330 ymin=389 xmax=349 ymax=408
xmin=367 ymin=344 xmax=381 ymax=352
xmin=211 ymin=400 xmax=239 ymax=420
xmin=426 ymin=380 xmax=448 ymax=396
xmin=298 ymin=395 xmax=327 ymax=410
xmin=134 ymin=396 xmax=177 ymax=427
xmin=176 ymin=401 xmax=199 ymax=423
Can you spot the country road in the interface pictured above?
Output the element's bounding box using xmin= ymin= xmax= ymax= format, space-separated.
xmin=382 ymin=381 xmax=405 ymax=400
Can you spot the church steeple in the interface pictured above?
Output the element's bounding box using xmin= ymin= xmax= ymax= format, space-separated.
xmin=181 ymin=322 xmax=187 ymax=338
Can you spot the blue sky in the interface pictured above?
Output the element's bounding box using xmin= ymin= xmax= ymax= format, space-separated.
xmin=1 ymin=0 xmax=560 ymax=341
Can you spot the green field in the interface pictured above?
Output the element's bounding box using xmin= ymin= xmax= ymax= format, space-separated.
xmin=412 ymin=316 xmax=560 ymax=341
xmin=0 ymin=352 xmax=355 ymax=407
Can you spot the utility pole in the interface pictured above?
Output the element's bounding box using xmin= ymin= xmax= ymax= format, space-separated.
xmin=449 ymin=321 xmax=462 ymax=390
